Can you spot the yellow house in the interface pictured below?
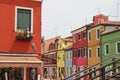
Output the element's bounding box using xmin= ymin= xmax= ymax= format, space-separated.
xmin=57 ymin=37 xmax=72 ymax=80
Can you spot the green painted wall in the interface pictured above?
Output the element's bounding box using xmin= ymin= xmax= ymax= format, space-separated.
xmin=101 ymin=30 xmax=120 ymax=60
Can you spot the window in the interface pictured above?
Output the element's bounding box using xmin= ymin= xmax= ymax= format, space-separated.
xmin=66 ymin=67 xmax=68 ymax=74
xmin=60 ymin=43 xmax=62 ymax=48
xmin=55 ymin=42 xmax=58 ymax=48
xmin=73 ymin=35 xmax=76 ymax=42
xmin=73 ymin=50 xmax=76 ymax=58
xmin=70 ymin=52 xmax=72 ymax=59
xmin=15 ymin=6 xmax=33 ymax=32
xmin=88 ymin=32 xmax=91 ymax=41
xmin=78 ymin=48 xmax=82 ymax=57
xmin=96 ymin=29 xmax=100 ymax=39
xmin=52 ymin=68 xmax=56 ymax=74
xmin=88 ymin=49 xmax=92 ymax=58
xmin=116 ymin=42 xmax=120 ymax=54
xmin=78 ymin=67 xmax=80 ymax=72
xmin=83 ymin=47 xmax=87 ymax=57
xmin=66 ymin=53 xmax=68 ymax=59
xmin=98 ymin=19 xmax=104 ymax=24
xmin=93 ymin=67 xmax=96 ymax=76
xmin=78 ymin=34 xmax=81 ymax=40
xmin=84 ymin=67 xmax=87 ymax=74
xmin=97 ymin=47 xmax=100 ymax=57
xmin=50 ymin=44 xmax=54 ymax=50
xmin=83 ymin=32 xmax=86 ymax=38
xmin=65 ymin=42 xmax=67 ymax=45
xmin=105 ymin=44 xmax=110 ymax=55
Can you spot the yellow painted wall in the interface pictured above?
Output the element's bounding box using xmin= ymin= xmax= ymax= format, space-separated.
xmin=57 ymin=39 xmax=72 ymax=67
xmin=57 ymin=39 xmax=72 ymax=79
xmin=88 ymin=26 xmax=104 ymax=66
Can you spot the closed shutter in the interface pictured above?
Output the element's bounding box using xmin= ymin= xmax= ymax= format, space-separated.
xmin=17 ymin=9 xmax=31 ymax=31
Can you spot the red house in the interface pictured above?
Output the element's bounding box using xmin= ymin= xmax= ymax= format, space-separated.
xmin=0 ymin=0 xmax=42 ymax=80
xmin=71 ymin=26 xmax=88 ymax=80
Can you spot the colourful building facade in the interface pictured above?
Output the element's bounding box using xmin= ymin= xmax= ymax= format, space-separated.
xmin=57 ymin=38 xmax=72 ymax=80
xmin=101 ymin=28 xmax=120 ymax=60
xmin=87 ymin=14 xmax=108 ymax=67
xmin=101 ymin=28 xmax=120 ymax=77
xmin=0 ymin=0 xmax=42 ymax=80
xmin=42 ymin=36 xmax=60 ymax=80
xmin=64 ymin=44 xmax=73 ymax=78
xmin=71 ymin=26 xmax=88 ymax=80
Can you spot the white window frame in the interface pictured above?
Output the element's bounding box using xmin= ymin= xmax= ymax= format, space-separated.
xmin=88 ymin=32 xmax=91 ymax=42
xmin=104 ymin=43 xmax=110 ymax=55
xmin=73 ymin=35 xmax=76 ymax=43
xmin=116 ymin=41 xmax=120 ymax=54
xmin=96 ymin=46 xmax=100 ymax=57
xmin=15 ymin=6 xmax=33 ymax=33
xmin=78 ymin=48 xmax=82 ymax=57
xmin=83 ymin=31 xmax=86 ymax=39
xmin=88 ymin=48 xmax=92 ymax=58
xmin=83 ymin=47 xmax=87 ymax=57
xmin=96 ymin=29 xmax=100 ymax=40
xmin=78 ymin=33 xmax=81 ymax=41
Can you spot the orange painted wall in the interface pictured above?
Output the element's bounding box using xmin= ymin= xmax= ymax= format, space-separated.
xmin=88 ymin=26 xmax=104 ymax=66
xmin=0 ymin=0 xmax=42 ymax=58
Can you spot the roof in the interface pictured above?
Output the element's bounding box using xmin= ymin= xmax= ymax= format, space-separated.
xmin=43 ymin=36 xmax=60 ymax=53
xmin=61 ymin=38 xmax=72 ymax=42
xmin=64 ymin=45 xmax=72 ymax=50
xmin=101 ymin=21 xmax=120 ymax=26
xmin=101 ymin=27 xmax=120 ymax=35
xmin=88 ymin=21 xmax=120 ymax=30
xmin=71 ymin=23 xmax=94 ymax=33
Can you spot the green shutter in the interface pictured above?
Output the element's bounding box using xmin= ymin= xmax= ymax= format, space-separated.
xmin=17 ymin=9 xmax=31 ymax=31
xmin=17 ymin=12 xmax=24 ymax=30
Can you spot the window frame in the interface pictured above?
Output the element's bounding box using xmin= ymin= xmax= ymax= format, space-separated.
xmin=15 ymin=6 xmax=33 ymax=33
xmin=78 ymin=48 xmax=82 ymax=57
xmin=96 ymin=29 xmax=100 ymax=39
xmin=88 ymin=48 xmax=92 ymax=58
xmin=104 ymin=43 xmax=110 ymax=55
xmin=96 ymin=46 xmax=100 ymax=57
xmin=83 ymin=32 xmax=86 ymax=39
xmin=73 ymin=50 xmax=76 ymax=58
xmin=83 ymin=47 xmax=87 ymax=57
xmin=88 ymin=32 xmax=91 ymax=42
xmin=78 ymin=34 xmax=81 ymax=41
xmin=116 ymin=41 xmax=120 ymax=54
xmin=73 ymin=35 xmax=76 ymax=43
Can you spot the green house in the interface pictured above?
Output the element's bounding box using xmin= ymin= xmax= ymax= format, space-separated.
xmin=101 ymin=29 xmax=120 ymax=77
xmin=101 ymin=29 xmax=120 ymax=59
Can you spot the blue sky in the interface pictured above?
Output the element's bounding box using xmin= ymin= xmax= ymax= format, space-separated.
xmin=42 ymin=0 xmax=120 ymax=39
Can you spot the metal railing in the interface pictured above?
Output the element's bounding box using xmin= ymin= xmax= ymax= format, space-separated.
xmin=64 ymin=56 xmax=120 ymax=80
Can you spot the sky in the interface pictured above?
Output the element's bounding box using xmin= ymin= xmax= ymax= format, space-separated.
xmin=42 ymin=0 xmax=120 ymax=39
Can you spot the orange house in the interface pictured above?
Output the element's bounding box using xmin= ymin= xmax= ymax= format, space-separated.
xmin=87 ymin=14 xmax=108 ymax=67
xmin=0 ymin=0 xmax=42 ymax=80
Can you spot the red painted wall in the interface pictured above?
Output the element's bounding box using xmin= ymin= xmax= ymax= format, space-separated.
xmin=93 ymin=14 xmax=108 ymax=25
xmin=0 ymin=0 xmax=42 ymax=58
xmin=72 ymin=30 xmax=88 ymax=66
